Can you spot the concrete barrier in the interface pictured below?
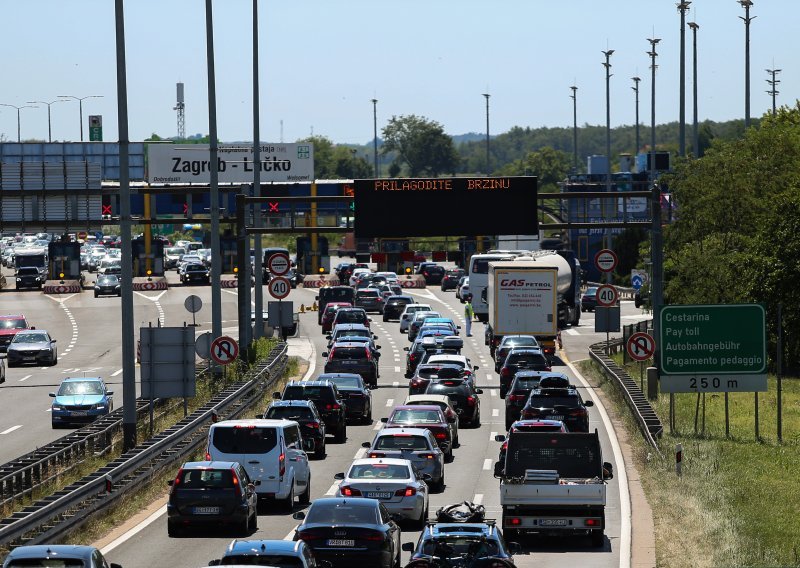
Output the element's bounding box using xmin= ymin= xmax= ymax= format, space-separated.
xmin=397 ymin=275 xmax=427 ymax=289
xmin=132 ymin=277 xmax=169 ymax=291
xmin=43 ymin=280 xmax=82 ymax=294
xmin=302 ymin=275 xmax=342 ymax=288
xmin=220 ymin=277 xmax=239 ymax=289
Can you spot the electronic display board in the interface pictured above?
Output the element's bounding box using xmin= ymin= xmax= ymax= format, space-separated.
xmin=353 ymin=176 xmax=537 ymax=238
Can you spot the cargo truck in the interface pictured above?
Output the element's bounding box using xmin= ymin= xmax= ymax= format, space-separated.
xmin=14 ymin=247 xmax=48 ymax=276
xmin=493 ymin=431 xmax=613 ymax=547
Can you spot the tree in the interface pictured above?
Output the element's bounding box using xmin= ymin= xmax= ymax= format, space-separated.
xmin=496 ymin=146 xmax=571 ymax=192
xmin=380 ymin=115 xmax=459 ymax=177
xmin=298 ymin=136 xmax=371 ymax=179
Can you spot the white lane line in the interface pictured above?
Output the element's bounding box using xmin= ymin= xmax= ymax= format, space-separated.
xmin=111 ymin=369 xmax=123 ymax=377
xmin=325 ymin=482 xmax=339 ymax=496
xmin=473 ymin=493 xmax=484 ymax=505
xmin=490 ymin=389 xmax=497 ymax=397
xmin=353 ymin=447 xmax=367 ymax=460
xmin=283 ymin=526 xmax=298 ymax=541
xmin=392 ymin=381 xmax=399 ymax=387
xmin=485 ymin=374 xmax=493 ymax=382
xmin=394 ymin=366 xmax=401 ymax=373
xmin=19 ymin=375 xmax=32 ymax=382
xmin=101 ymin=505 xmax=168 ymax=554
xmin=385 ymin=399 xmax=394 ymax=407
xmin=492 ymin=409 xmax=499 ymax=417
xmin=64 ymin=349 xmax=72 ymax=353
xmin=0 ymin=425 xmax=23 ymax=435
xmin=489 ymin=431 xmax=497 ymax=441
xmin=483 ymin=459 xmax=492 ymax=471
xmin=373 ymin=421 xmax=383 ymax=430
xmin=565 ymin=328 xmax=580 ymax=336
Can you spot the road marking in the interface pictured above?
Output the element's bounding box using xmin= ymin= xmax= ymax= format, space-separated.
xmin=353 ymin=447 xmax=367 ymax=460
xmin=19 ymin=375 xmax=32 ymax=382
xmin=489 ymin=431 xmax=497 ymax=441
xmin=101 ymin=505 xmax=168 ymax=554
xmin=473 ymin=493 xmax=484 ymax=505
xmin=111 ymin=369 xmax=123 ymax=377
xmin=483 ymin=459 xmax=492 ymax=471
xmin=385 ymin=399 xmax=394 ymax=407
xmin=492 ymin=409 xmax=499 ymax=417
xmin=394 ymin=366 xmax=401 ymax=373
xmin=0 ymin=425 xmax=22 ymax=435
xmin=565 ymin=328 xmax=580 ymax=336
xmin=373 ymin=421 xmax=383 ymax=430
xmin=325 ymin=482 xmax=339 ymax=496
xmin=392 ymin=381 xmax=399 ymax=387
xmin=490 ymin=389 xmax=497 ymax=397
xmin=485 ymin=374 xmax=493 ymax=382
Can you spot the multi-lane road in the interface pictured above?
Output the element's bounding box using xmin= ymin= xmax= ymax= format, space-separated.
xmin=0 ymin=261 xmax=650 ymax=568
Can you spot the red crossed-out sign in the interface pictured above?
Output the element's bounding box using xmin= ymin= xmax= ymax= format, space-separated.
xmin=210 ymin=335 xmax=239 ymax=365
xmin=268 ymin=202 xmax=280 ymax=213
xmin=101 ymin=204 xmax=112 ymax=215
xmin=626 ymin=332 xmax=655 ymax=361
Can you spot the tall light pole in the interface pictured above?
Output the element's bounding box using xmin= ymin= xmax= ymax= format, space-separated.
xmin=251 ymin=0 xmax=263 ymax=342
xmin=602 ymin=49 xmax=614 ymax=284
xmin=570 ymin=85 xmax=578 ymax=172
xmin=0 ymin=104 xmax=37 ymax=142
xmin=482 ymin=93 xmax=491 ymax=174
xmin=677 ymin=1 xmax=691 ymax=157
xmin=766 ymin=67 xmax=781 ymax=115
xmin=632 ymin=77 xmax=641 ymax=155
xmin=738 ymin=0 xmax=755 ymax=129
xmin=371 ymin=98 xmax=379 ymax=177
xmin=688 ymin=22 xmax=700 ymax=156
xmin=648 ymin=36 xmax=664 ymax=384
xmin=27 ymin=100 xmax=65 ymax=142
xmin=58 ymin=94 xmax=103 ymax=141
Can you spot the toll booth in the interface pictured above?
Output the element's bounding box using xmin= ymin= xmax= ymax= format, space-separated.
xmin=221 ymin=236 xmax=238 ymax=274
xmin=48 ymin=242 xmax=81 ymax=280
xmin=377 ymin=239 xmax=409 ymax=274
xmin=132 ymin=239 xmax=165 ymax=276
xmin=296 ymin=236 xmax=330 ymax=275
xmin=457 ymin=237 xmax=492 ymax=268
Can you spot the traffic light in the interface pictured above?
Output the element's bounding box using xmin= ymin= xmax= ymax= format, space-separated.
xmin=101 ymin=195 xmax=112 ymax=220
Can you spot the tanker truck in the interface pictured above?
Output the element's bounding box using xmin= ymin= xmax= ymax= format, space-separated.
xmin=483 ymin=250 xmax=582 ymax=360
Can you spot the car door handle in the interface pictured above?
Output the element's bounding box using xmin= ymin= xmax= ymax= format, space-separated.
xmin=247 ymin=460 xmax=260 ymax=464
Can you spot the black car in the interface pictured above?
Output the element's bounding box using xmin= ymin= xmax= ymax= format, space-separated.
xmin=425 ymin=378 xmax=483 ymax=427
xmin=167 ymin=460 xmax=258 ymax=537
xmin=335 ymin=262 xmax=354 ymax=283
xmin=520 ymin=387 xmax=594 ymax=432
xmin=354 ymin=288 xmax=384 ymax=314
xmin=263 ymin=400 xmax=327 ymax=459
xmin=419 ymin=264 xmax=445 ymax=285
xmin=404 ymin=519 xmax=518 ymax=567
xmin=15 ymin=266 xmax=43 ymax=290
xmin=494 ymin=334 xmax=540 ymax=371
xmin=498 ymin=347 xmax=551 ymax=399
xmin=316 ymin=286 xmax=356 ymax=324
xmin=277 ymin=381 xmax=347 ymax=443
xmin=581 ymin=286 xmax=598 ymax=311
xmin=382 ymin=295 xmax=414 ymax=322
xmin=409 ymin=363 xmax=467 ymax=396
xmin=322 ymin=341 xmax=379 ymax=388
xmin=181 ymin=263 xmax=210 ymax=284
xmin=317 ymin=372 xmax=373 ymax=424
xmin=94 ymin=274 xmax=121 ymax=297
xmin=330 ymin=307 xmax=371 ymax=329
xmin=293 ymin=498 xmax=402 ymax=568
xmin=440 ymin=268 xmax=466 ymax=291
xmin=504 ymin=371 xmax=569 ymax=428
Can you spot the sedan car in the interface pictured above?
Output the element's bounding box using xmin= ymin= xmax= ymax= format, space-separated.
xmin=364 ymin=428 xmax=445 ymax=492
xmin=382 ymin=295 xmax=414 ymax=322
xmin=50 ymin=377 xmax=113 ymax=428
xmin=212 ymin=539 xmax=329 ymax=567
xmin=321 ymin=301 xmax=353 ymax=333
xmin=293 ymin=498 xmax=402 ymax=568
xmin=1 ymin=545 xmax=121 ymax=568
xmin=317 ymin=372 xmax=373 ymax=424
xmin=167 ymin=460 xmax=258 ymax=537
xmin=440 ymin=268 xmax=466 ymax=291
xmin=94 ymin=274 xmax=122 ymax=297
xmin=404 ymin=394 xmax=459 ymax=447
xmin=6 ymin=329 xmax=57 ymax=367
xmin=581 ymin=286 xmax=599 ymax=311
xmin=334 ymin=458 xmax=430 ymax=527
xmin=382 ymin=405 xmax=453 ymax=461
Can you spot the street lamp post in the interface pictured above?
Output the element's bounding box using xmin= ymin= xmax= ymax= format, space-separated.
xmin=766 ymin=67 xmax=781 ymax=115
xmin=570 ymin=86 xmax=578 ymax=172
xmin=58 ymin=94 xmax=103 ymax=141
xmin=602 ymin=49 xmax=614 ymax=284
xmin=371 ymin=98 xmax=379 ymax=177
xmin=688 ymin=22 xmax=700 ymax=156
xmin=0 ymin=104 xmax=37 ymax=142
xmin=738 ymin=0 xmax=755 ymax=129
xmin=27 ymin=99 xmax=65 ymax=142
xmin=482 ymin=93 xmax=490 ymax=174
xmin=632 ymin=77 xmax=641 ymax=155
xmin=677 ymin=1 xmax=691 ymax=157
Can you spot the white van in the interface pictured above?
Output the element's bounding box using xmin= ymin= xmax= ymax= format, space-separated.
xmin=206 ymin=419 xmax=311 ymax=511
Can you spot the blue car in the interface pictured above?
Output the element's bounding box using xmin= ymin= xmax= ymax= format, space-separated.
xmin=50 ymin=377 xmax=114 ymax=428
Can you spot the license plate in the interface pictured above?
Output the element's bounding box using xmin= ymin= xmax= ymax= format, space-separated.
xmin=70 ymin=411 xmax=88 ymax=416
xmin=342 ymin=360 xmax=357 ymax=365
xmin=193 ymin=506 xmax=220 ymax=515
xmin=540 ymin=519 xmax=568 ymax=526
xmin=326 ymin=539 xmax=355 ymax=547
xmin=546 ymin=415 xmax=564 ymax=421
xmin=366 ymin=491 xmax=393 ymax=499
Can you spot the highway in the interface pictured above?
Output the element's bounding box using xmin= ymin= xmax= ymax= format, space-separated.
xmin=0 ymin=261 xmax=649 ymax=567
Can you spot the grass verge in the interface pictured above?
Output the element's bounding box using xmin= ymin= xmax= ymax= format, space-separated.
xmin=578 ymin=357 xmax=800 ymax=568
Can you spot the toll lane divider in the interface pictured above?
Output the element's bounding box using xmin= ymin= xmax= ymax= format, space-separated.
xmin=131 ymin=277 xmax=168 ymax=291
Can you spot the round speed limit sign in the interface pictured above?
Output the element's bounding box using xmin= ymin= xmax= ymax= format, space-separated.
xmin=268 ymin=276 xmax=291 ymax=299
xmin=595 ymin=284 xmax=619 ymax=307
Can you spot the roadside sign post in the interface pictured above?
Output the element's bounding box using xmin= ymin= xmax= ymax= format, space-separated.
xmin=210 ymin=335 xmax=239 ymax=366
xmin=268 ymin=276 xmax=291 ymax=341
xmin=267 ymin=252 xmax=290 ymax=277
xmin=627 ymin=332 xmax=655 ymax=391
xmin=596 ymin=284 xmax=618 ymax=307
xmin=184 ymin=294 xmax=202 ymax=327
xmin=594 ymin=249 xmax=618 ymax=274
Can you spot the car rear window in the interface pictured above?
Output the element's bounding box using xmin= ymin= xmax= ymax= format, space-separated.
xmin=283 ymin=386 xmax=332 ymax=401
xmin=265 ymin=407 xmax=315 ymax=421
xmin=6 ymin=560 xmax=85 ymax=567
xmin=331 ymin=347 xmax=368 ymax=360
xmin=391 ymin=409 xmax=442 ymax=423
xmin=505 ymin=337 xmax=539 ymax=347
xmin=357 ymin=290 xmax=379 ymax=298
xmin=212 ymin=426 xmax=278 ymax=453
xmin=0 ymin=318 xmax=27 ymax=329
xmin=306 ymin=503 xmax=378 ymax=525
xmin=428 ymin=384 xmax=468 ymax=397
xmin=178 ymin=468 xmax=234 ymax=489
xmin=375 ymin=435 xmax=431 ymax=451
xmin=335 ymin=311 xmax=367 ymax=324
xmin=333 ymin=329 xmax=370 ymax=341
xmin=349 ymin=463 xmax=410 ymax=479
xmin=220 ymin=556 xmax=303 ymax=567
xmin=508 ymin=353 xmax=548 ymax=367
xmin=325 ymin=376 xmax=361 ymax=388
xmin=527 ymin=395 xmax=581 ymax=408
xmin=512 ymin=377 xmax=541 ymax=390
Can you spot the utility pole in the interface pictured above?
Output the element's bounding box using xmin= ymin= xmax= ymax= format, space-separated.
xmin=689 ymin=22 xmax=700 ymax=157
xmin=570 ymin=85 xmax=578 ymax=172
xmin=648 ymin=36 xmax=663 ymax=378
xmin=631 ymin=77 xmax=641 ymax=155
xmin=739 ymin=0 xmax=755 ymax=129
xmin=482 ymin=93 xmax=491 ymax=174
xmin=371 ymin=98 xmax=379 ymax=177
xmin=602 ymin=49 xmax=614 ymax=284
xmin=251 ymin=0 xmax=263 ymax=343
xmin=766 ymin=67 xmax=781 ymax=115
xmin=677 ymin=1 xmax=691 ymax=157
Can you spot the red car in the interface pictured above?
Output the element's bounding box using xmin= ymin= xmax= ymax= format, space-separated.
xmin=0 ymin=314 xmax=30 ymax=353
xmin=320 ymin=301 xmax=352 ymax=333
xmin=381 ymin=405 xmax=454 ymax=461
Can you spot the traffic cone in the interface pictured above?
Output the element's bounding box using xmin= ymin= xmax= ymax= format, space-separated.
xmin=299 ymin=304 xmax=306 ymax=314
xmin=311 ymin=302 xmax=318 ymax=311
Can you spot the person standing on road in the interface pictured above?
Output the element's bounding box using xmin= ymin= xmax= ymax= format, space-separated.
xmin=464 ymin=294 xmax=475 ymax=336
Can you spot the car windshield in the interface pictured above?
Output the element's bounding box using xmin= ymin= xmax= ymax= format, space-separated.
xmin=391 ymin=409 xmax=442 ymax=423
xmin=528 ymin=395 xmax=581 ymax=408
xmin=265 ymin=407 xmax=314 ymax=421
xmin=13 ymin=333 xmax=48 ymax=344
xmin=220 ymin=556 xmax=304 ymax=567
xmin=166 ymin=247 xmax=185 ymax=256
xmin=98 ymin=275 xmax=120 ymax=284
xmin=305 ymin=503 xmax=378 ymax=525
xmin=512 ymin=378 xmax=542 ymax=390
xmin=375 ymin=435 xmax=430 ymax=451
xmin=211 ymin=426 xmax=278 ymax=453
xmin=58 ymin=381 xmax=103 ymax=396
xmin=17 ymin=267 xmax=39 ymax=275
xmin=335 ymin=311 xmax=367 ymax=324
xmin=0 ymin=319 xmax=27 ymax=329
xmin=178 ymin=468 xmax=234 ymax=489
xmin=349 ymin=463 xmax=411 ymax=480
xmin=283 ymin=386 xmax=329 ymax=401
xmin=504 ymin=336 xmax=539 ymax=348
xmin=421 ymin=536 xmax=500 ymax=558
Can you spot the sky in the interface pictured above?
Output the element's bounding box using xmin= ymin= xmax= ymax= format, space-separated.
xmin=1 ymin=0 xmax=797 ymax=146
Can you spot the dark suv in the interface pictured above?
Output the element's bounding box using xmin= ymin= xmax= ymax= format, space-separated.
xmin=322 ymin=341 xmax=379 ymax=388
xmin=419 ymin=264 xmax=445 ymax=285
xmin=15 ymin=267 xmax=43 ymax=290
xmin=409 ymin=364 xmax=466 ymax=396
xmin=354 ymin=288 xmax=384 ymax=314
xmin=520 ymin=387 xmax=594 ymax=432
xmin=504 ymin=371 xmax=570 ymax=428
xmin=426 ymin=379 xmax=483 ymax=428
xmin=276 ymin=381 xmax=347 ymax=443
xmin=382 ymin=295 xmax=414 ymax=322
xmin=440 ymin=268 xmax=465 ymax=291
xmin=499 ymin=347 xmax=551 ymax=398
xmin=263 ymin=400 xmax=327 ymax=459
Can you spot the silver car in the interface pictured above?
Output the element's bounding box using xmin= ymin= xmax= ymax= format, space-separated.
xmin=363 ymin=427 xmax=445 ymax=492
xmin=399 ymin=304 xmax=433 ymax=333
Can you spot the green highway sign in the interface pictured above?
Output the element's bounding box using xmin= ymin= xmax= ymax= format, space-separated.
xmin=659 ymin=304 xmax=767 ymax=392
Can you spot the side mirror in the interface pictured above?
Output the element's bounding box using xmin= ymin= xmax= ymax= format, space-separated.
xmin=402 ymin=542 xmax=416 ymax=552
xmin=322 ymin=352 xmax=329 ymax=358
xmin=167 ymin=479 xmax=174 ymax=486
xmin=456 ymin=325 xmax=461 ymax=329
xmin=315 ymin=295 xmax=319 ymax=300
xmin=494 ymin=434 xmax=506 ymax=442
xmin=376 ymin=345 xmax=381 ymax=349
xmin=326 ymin=334 xmax=332 ymax=340
xmin=253 ymin=480 xmax=261 ymax=486
xmin=421 ymin=473 xmax=432 ymax=482
xmin=603 ymin=461 xmax=614 ymax=480
xmin=584 ymin=400 xmax=594 ymax=407
xmin=334 ymin=472 xmax=345 ymax=480
xmin=292 ymin=511 xmax=306 ymax=520
xmin=106 ymin=391 xmax=114 ymax=396
xmin=473 ymin=365 xmax=479 ymax=371
xmin=272 ymin=392 xmax=282 ymax=399
xmin=493 ymin=461 xmax=505 ymax=478
xmin=380 ymin=417 xmax=388 ymax=423
xmin=373 ymin=334 xmax=378 ymax=339
xmin=49 ymin=392 xmax=56 ymax=397
xmin=475 ymin=389 xmax=483 ymax=395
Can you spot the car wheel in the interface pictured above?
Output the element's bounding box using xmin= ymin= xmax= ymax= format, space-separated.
xmin=433 ymin=470 xmax=445 ymax=493
xmin=383 ymin=314 xmax=389 ymax=322
xmin=335 ymin=422 xmax=347 ymax=443
xmin=248 ymin=509 xmax=258 ymax=532
xmin=167 ymin=523 xmax=181 ymax=538
xmin=315 ymin=439 xmax=326 ymax=459
xmin=278 ymin=483 xmax=294 ymax=513
xmin=472 ymin=412 xmax=481 ymax=428
xmin=445 ymin=446 xmax=454 ymax=463
xmin=299 ymin=475 xmax=311 ymax=505
xmin=364 ymin=404 xmax=373 ymax=424
xmin=51 ymin=351 xmax=57 ymax=366
xmin=94 ymin=292 xmax=99 ymax=298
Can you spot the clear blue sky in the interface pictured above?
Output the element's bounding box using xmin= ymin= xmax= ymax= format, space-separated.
xmin=1 ymin=0 xmax=796 ymax=146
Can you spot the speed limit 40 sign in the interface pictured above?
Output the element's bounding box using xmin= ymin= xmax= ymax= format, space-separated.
xmin=595 ymin=284 xmax=619 ymax=307
xmin=268 ymin=276 xmax=291 ymax=299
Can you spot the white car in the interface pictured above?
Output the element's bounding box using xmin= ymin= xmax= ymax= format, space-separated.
xmin=334 ymin=457 xmax=429 ymax=526
xmin=349 ymin=268 xmax=373 ymax=287
xmin=456 ymin=276 xmax=470 ymax=302
xmin=422 ymin=354 xmax=479 ymax=386
xmin=376 ymin=271 xmax=399 ymax=284
xmin=399 ymin=304 xmax=433 ymax=333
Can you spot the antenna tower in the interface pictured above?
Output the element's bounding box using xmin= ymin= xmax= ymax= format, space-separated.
xmin=174 ymin=82 xmax=186 ymax=139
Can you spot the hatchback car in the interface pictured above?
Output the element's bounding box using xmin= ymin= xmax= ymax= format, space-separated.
xmin=581 ymin=286 xmax=599 ymax=311
xmin=382 ymin=295 xmax=414 ymax=322
xmin=181 ymin=263 xmax=210 ymax=284
xmin=0 ymin=314 xmax=29 ymax=352
xmin=440 ymin=268 xmax=466 ymax=291
xmin=520 ymin=387 xmax=594 ymax=432
xmin=94 ymin=274 xmax=122 ymax=297
xmin=334 ymin=458 xmax=430 ymax=527
xmin=331 ymin=307 xmax=371 ymax=329
xmin=293 ymin=498 xmax=402 ymax=568
xmin=213 ymin=539 xmax=330 ymax=567
xmin=354 ymin=288 xmax=384 ymax=314
xmin=421 ymin=354 xmax=479 ymax=384
xmin=493 ymin=334 xmax=540 ymax=370
xmin=419 ymin=264 xmax=445 ymax=285
xmin=322 ymin=340 xmax=380 ymax=388
xmin=404 ymin=394 xmax=459 ymax=447
xmin=504 ymin=371 xmax=569 ymax=428
xmin=364 ymin=428 xmax=445 ymax=492
xmin=403 ymin=521 xmax=518 ymax=567
xmin=263 ymin=400 xmax=327 ymax=459
xmin=382 ymin=405 xmax=453 ymax=461
xmin=167 ymin=461 xmax=258 ymax=537
xmin=1 ymin=545 xmax=122 ymax=568
xmin=408 ymin=363 xmax=467 ymax=397
xmin=425 ymin=379 xmax=483 ymax=428
xmin=498 ymin=347 xmax=551 ymax=398
xmin=399 ymin=304 xmax=432 ymax=333
xmin=50 ymin=377 xmax=113 ymax=428
xmin=277 ymin=381 xmax=348 ymax=442
xmin=326 ymin=323 xmax=376 ymax=348
xmin=317 ymin=372 xmax=373 ymax=423
xmin=7 ymin=329 xmax=57 ymax=367
xmin=321 ymin=301 xmax=353 ymax=333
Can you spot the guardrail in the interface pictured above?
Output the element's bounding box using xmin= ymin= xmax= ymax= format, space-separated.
xmin=588 ymin=335 xmax=663 ymax=456
xmin=586 ymin=281 xmax=636 ymax=300
xmin=0 ymin=342 xmax=288 ymax=552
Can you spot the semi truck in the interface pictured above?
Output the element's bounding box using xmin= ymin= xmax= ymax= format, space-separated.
xmin=493 ymin=431 xmax=613 ymax=547
xmin=484 ymin=250 xmax=582 ymax=358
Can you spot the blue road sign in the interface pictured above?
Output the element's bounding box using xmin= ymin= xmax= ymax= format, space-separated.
xmin=631 ymin=275 xmax=643 ymax=290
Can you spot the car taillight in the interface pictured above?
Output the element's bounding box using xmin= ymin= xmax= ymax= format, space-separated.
xmin=231 ymin=469 xmax=242 ymax=498
xmin=509 ymin=394 xmax=527 ymax=402
xmin=365 ymin=347 xmax=372 ymax=360
xmin=170 ymin=468 xmax=183 ymax=495
xmin=434 ymin=431 xmax=447 ymax=440
xmin=279 ymin=452 xmax=286 ymax=477
xmin=493 ymin=337 xmax=502 ymax=346
xmin=585 ymin=518 xmax=600 ymax=526
xmin=328 ymin=347 xmax=336 ymax=359
xmin=204 ymin=451 xmax=211 ymax=461
xmin=409 ymin=353 xmax=417 ymax=362
xmin=570 ymin=408 xmax=587 ymax=416
xmin=507 ymin=517 xmax=522 ymax=526
xmin=501 ymin=441 xmax=508 ymax=451
xmin=467 ymin=396 xmax=476 ymax=406
xmin=308 ymin=421 xmax=320 ymax=428
xmin=297 ymin=529 xmax=327 ymax=541
xmin=340 ymin=485 xmax=362 ymax=496
xmin=420 ymin=453 xmax=435 ymax=459
xmin=500 ymin=367 xmax=511 ymax=377
xmin=395 ymin=486 xmax=416 ymax=497
xmin=369 ymin=452 xmax=386 ymax=458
